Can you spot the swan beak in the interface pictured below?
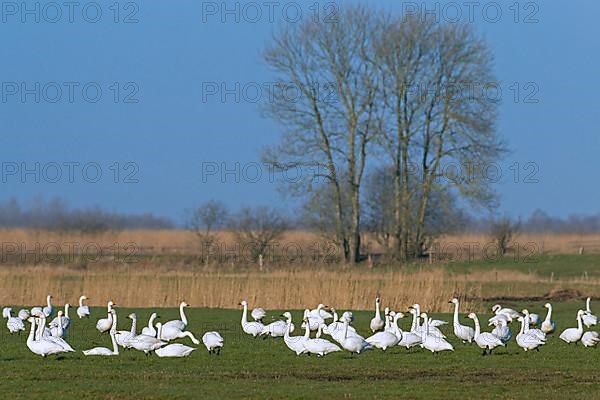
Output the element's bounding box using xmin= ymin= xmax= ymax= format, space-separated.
xmin=447 ymin=301 xmax=452 ymax=304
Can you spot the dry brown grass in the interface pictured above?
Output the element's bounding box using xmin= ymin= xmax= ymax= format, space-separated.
xmin=0 ymin=265 xmax=481 ymax=312
xmin=1 ymin=229 xmax=598 ymax=256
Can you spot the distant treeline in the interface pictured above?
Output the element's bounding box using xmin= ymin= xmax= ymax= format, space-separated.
xmin=0 ymin=197 xmax=599 ymax=234
xmin=463 ymin=210 xmax=600 ymax=234
xmin=0 ymin=197 xmax=174 ymax=232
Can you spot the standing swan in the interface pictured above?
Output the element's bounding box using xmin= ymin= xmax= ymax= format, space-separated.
xmin=338 ymin=318 xmax=372 ymax=354
xmin=239 ymin=301 xmax=264 ymax=337
xmin=83 ymin=310 xmax=119 ymax=356
xmin=560 ymin=310 xmax=585 ymax=344
xmin=115 ymin=313 xmax=138 ymax=348
xmin=141 ymin=313 xmax=158 ymax=337
xmin=96 ymin=301 xmax=115 ymax=334
xmin=77 ymin=296 xmax=90 ymax=319
xmin=282 ymin=312 xmax=308 ymax=355
xmin=369 ymin=298 xmax=384 ymax=333
xmin=468 ymin=313 xmax=505 ymax=355
xmin=583 ymin=297 xmax=597 ymax=328
xmin=541 ymin=303 xmax=556 ymax=334
xmin=516 ymin=316 xmax=545 ymax=352
xmin=449 ymin=298 xmax=474 ymax=343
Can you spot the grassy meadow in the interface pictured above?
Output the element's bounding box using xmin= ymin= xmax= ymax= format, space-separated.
xmin=2 ymin=229 xmax=600 ymax=398
xmin=1 ymin=302 xmax=600 ymax=399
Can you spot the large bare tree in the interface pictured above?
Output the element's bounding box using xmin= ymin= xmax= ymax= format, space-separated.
xmin=262 ymin=6 xmax=379 ymax=263
xmin=264 ymin=7 xmax=505 ymax=264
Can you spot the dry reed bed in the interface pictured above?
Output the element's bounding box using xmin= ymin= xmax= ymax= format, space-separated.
xmin=0 ymin=267 xmax=481 ymax=312
xmin=1 ymin=229 xmax=599 ymax=256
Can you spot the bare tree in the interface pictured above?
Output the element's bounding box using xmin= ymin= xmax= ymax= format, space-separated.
xmin=187 ymin=200 xmax=228 ymax=259
xmin=262 ymin=6 xmax=380 ymax=263
xmin=231 ymin=206 xmax=288 ymax=262
xmin=490 ymin=217 xmax=521 ymax=256
xmin=373 ymin=15 xmax=505 ymax=259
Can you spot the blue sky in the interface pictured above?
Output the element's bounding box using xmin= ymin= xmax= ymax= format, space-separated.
xmin=0 ymin=0 xmax=598 ymax=223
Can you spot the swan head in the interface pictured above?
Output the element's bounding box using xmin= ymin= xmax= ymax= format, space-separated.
xmin=491 ymin=304 xmax=501 ymax=313
xmin=517 ymin=316 xmax=524 ymax=323
xmin=57 ymin=310 xmax=64 ymax=317
xmin=384 ymin=307 xmax=390 ymax=316
xmin=181 ymin=301 xmax=189 ymax=308
xmin=544 ymin=303 xmax=551 ymax=308
xmin=317 ymin=303 xmax=327 ymax=310
xmin=281 ymin=311 xmax=292 ymax=320
xmin=420 ymin=312 xmax=428 ymax=319
xmin=577 ymin=309 xmax=585 ymax=317
xmin=79 ymin=295 xmax=87 ymax=301
xmin=128 ymin=313 xmax=136 ymax=320
xmin=341 ymin=311 xmax=354 ymax=323
xmin=467 ymin=313 xmax=476 ymax=319
xmin=47 ymin=294 xmax=52 ymax=301
xmin=522 ymin=309 xmax=529 ymax=315
xmin=108 ymin=301 xmax=115 ymax=308
xmin=239 ymin=300 xmax=248 ymax=307
xmin=375 ymin=297 xmax=381 ymax=304
xmin=449 ymin=298 xmax=459 ymax=304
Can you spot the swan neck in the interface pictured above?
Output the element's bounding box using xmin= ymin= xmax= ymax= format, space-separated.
xmin=304 ymin=321 xmax=310 ymax=339
xmin=130 ymin=316 xmax=137 ymax=334
xmin=587 ymin=298 xmax=591 ymax=312
xmin=453 ymin=302 xmax=459 ymax=324
xmin=180 ymin=303 xmax=187 ymax=325
xmin=110 ymin=330 xmax=119 ymax=354
xmin=473 ymin=316 xmax=480 ymax=338
xmin=375 ymin=302 xmax=380 ymax=319
xmin=545 ymin=306 xmax=552 ymax=322
xmin=79 ymin=297 xmax=84 ymax=307
xmin=578 ymin=313 xmax=583 ymax=331
xmin=241 ymin=304 xmax=248 ymax=324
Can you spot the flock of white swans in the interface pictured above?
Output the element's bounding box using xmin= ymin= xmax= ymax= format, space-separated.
xmin=2 ymin=295 xmax=223 ymax=357
xmin=3 ymin=295 xmax=599 ymax=358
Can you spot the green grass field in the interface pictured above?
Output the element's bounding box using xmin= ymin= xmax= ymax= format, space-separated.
xmin=1 ymin=301 xmax=599 ymax=399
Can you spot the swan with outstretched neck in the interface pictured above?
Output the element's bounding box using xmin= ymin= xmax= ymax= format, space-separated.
xmin=541 ymin=303 xmax=556 ymax=334
xmin=239 ymin=301 xmax=264 ymax=337
xmin=370 ymin=298 xmax=384 ymax=333
xmin=77 ymin=295 xmax=90 ymax=319
xmin=468 ymin=313 xmax=505 ymax=355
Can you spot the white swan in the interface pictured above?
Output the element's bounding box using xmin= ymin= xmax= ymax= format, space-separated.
xmin=303 ymin=322 xmax=342 ymax=356
xmin=83 ymin=310 xmax=119 ymax=356
xmin=419 ymin=312 xmax=453 ymax=353
xmin=31 ymin=295 xmax=53 ymax=318
xmin=5 ymin=309 xmax=25 ymax=333
xmin=491 ymin=304 xmax=520 ymax=320
xmin=282 ymin=312 xmax=308 ymax=355
xmin=324 ymin=309 xmax=358 ymax=337
xmin=18 ymin=309 xmax=31 ymax=320
xmin=521 ymin=309 xmax=546 ymax=340
xmin=540 ymin=303 xmax=556 ymax=334
xmin=158 ymin=304 xmax=200 ymax=344
xmin=449 ymin=298 xmax=474 ymax=343
xmin=396 ymin=311 xmax=421 ymax=348
xmin=516 ymin=316 xmax=545 ymax=352
xmin=77 ymin=296 xmax=90 ymax=319
xmin=115 ymin=313 xmax=137 ymax=348
xmin=141 ymin=313 xmax=158 ymax=337
xmin=308 ymin=304 xmax=333 ymax=320
xmin=202 ymin=332 xmax=224 ymax=354
xmin=33 ymin=312 xmax=74 ymax=353
xmin=559 ymin=310 xmax=585 ymax=344
xmin=130 ymin=322 xmax=166 ymax=354
xmin=96 ymin=301 xmax=115 ymax=333
xmin=251 ymin=308 xmax=266 ymax=323
xmin=490 ymin=318 xmax=512 ymax=344
xmin=156 ymin=343 xmax=196 ymax=357
xmin=582 ymin=331 xmax=600 ymax=347
xmin=50 ymin=304 xmax=71 ymax=330
xmin=262 ymin=319 xmax=292 ymax=337
xmin=366 ymin=312 xmax=401 ymax=350
xmin=420 ymin=312 xmax=453 ymax=353
xmin=49 ymin=311 xmax=68 ymax=338
xmin=338 ymin=318 xmax=372 ymax=354
xmin=583 ymin=297 xmax=597 ymax=328
xmin=26 ymin=317 xmax=65 ymax=357
xmin=369 ymin=297 xmax=384 ymax=333
xmin=527 ymin=311 xmax=540 ymax=326
xmin=468 ymin=313 xmax=505 ymax=355
xmin=411 ymin=305 xmax=446 ymax=338
xmin=240 ymin=301 xmax=264 ymax=337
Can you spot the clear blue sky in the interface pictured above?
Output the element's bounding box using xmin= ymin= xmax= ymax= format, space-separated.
xmin=0 ymin=0 xmax=598 ymax=223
